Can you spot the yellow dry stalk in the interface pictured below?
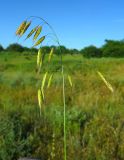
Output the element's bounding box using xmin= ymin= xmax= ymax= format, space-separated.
xmin=37 ymin=48 xmax=42 ymax=68
xmin=33 ymin=36 xmax=45 ymax=47
xmin=20 ymin=21 xmax=31 ymax=36
xmin=33 ymin=26 xmax=42 ymax=41
xmin=25 ymin=26 xmax=39 ymax=40
xmin=48 ymin=48 xmax=54 ymax=62
xmin=97 ymin=71 xmax=114 ymax=93
xmin=47 ymin=74 xmax=53 ymax=88
xmin=16 ymin=21 xmax=27 ymax=36
xmin=67 ymin=75 xmax=73 ymax=87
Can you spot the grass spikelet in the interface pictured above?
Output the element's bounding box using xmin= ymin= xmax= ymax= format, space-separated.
xmin=47 ymin=74 xmax=53 ymax=88
xmin=41 ymin=89 xmax=45 ymax=100
xmin=50 ymin=133 xmax=55 ymax=159
xmin=33 ymin=26 xmax=42 ymax=41
xmin=97 ymin=71 xmax=114 ymax=93
xmin=20 ymin=21 xmax=31 ymax=36
xmin=25 ymin=26 xmax=39 ymax=40
xmin=67 ymin=75 xmax=73 ymax=87
xmin=48 ymin=48 xmax=54 ymax=62
xmin=39 ymin=61 xmax=42 ymax=70
xmin=33 ymin=36 xmax=45 ymax=47
xmin=41 ymin=72 xmax=48 ymax=90
xmin=41 ymin=72 xmax=48 ymax=100
xmin=16 ymin=21 xmax=27 ymax=36
xmin=37 ymin=48 xmax=42 ymax=68
xmin=38 ymin=89 xmax=42 ymax=115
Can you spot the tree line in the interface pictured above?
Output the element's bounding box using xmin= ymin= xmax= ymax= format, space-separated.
xmin=1 ymin=39 xmax=124 ymax=58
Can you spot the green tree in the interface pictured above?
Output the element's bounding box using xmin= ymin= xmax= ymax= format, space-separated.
xmin=80 ymin=45 xmax=102 ymax=58
xmin=102 ymin=40 xmax=124 ymax=57
xmin=23 ymin=46 xmax=30 ymax=52
xmin=69 ymin=49 xmax=79 ymax=55
xmin=6 ymin=43 xmax=24 ymax=52
xmin=41 ymin=46 xmax=51 ymax=54
xmin=0 ymin=44 xmax=4 ymax=52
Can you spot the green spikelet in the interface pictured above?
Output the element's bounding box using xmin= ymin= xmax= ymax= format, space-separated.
xmin=20 ymin=21 xmax=31 ymax=36
xmin=68 ymin=75 xmax=73 ymax=87
xmin=41 ymin=72 xmax=48 ymax=90
xmin=25 ymin=26 xmax=39 ymax=40
xmin=41 ymin=72 xmax=48 ymax=100
xmin=37 ymin=48 xmax=42 ymax=68
xmin=33 ymin=36 xmax=45 ymax=47
xmin=33 ymin=26 xmax=42 ymax=41
xmin=39 ymin=61 xmax=42 ymax=70
xmin=51 ymin=133 xmax=55 ymax=159
xmin=38 ymin=89 xmax=42 ymax=115
xmin=97 ymin=71 xmax=114 ymax=93
xmin=48 ymin=48 xmax=54 ymax=62
xmin=16 ymin=21 xmax=27 ymax=36
xmin=41 ymin=89 xmax=45 ymax=100
xmin=47 ymin=74 xmax=53 ymax=88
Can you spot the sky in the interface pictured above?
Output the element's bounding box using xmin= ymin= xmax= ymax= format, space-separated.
xmin=1 ymin=0 xmax=124 ymax=49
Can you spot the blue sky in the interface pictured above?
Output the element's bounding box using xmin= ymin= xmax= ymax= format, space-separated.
xmin=1 ymin=0 xmax=124 ymax=49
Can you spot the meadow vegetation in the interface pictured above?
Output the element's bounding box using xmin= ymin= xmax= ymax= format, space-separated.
xmin=1 ymin=38 xmax=124 ymax=58
xmin=0 ymin=52 xmax=124 ymax=159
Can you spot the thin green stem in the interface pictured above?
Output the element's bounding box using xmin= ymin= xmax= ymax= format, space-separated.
xmin=26 ymin=16 xmax=67 ymax=160
xmin=62 ymin=65 xmax=67 ymax=160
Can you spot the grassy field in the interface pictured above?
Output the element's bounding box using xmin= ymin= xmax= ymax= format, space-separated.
xmin=0 ymin=52 xmax=124 ymax=160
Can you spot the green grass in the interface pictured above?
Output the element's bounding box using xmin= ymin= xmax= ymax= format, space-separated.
xmin=0 ymin=52 xmax=124 ymax=159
